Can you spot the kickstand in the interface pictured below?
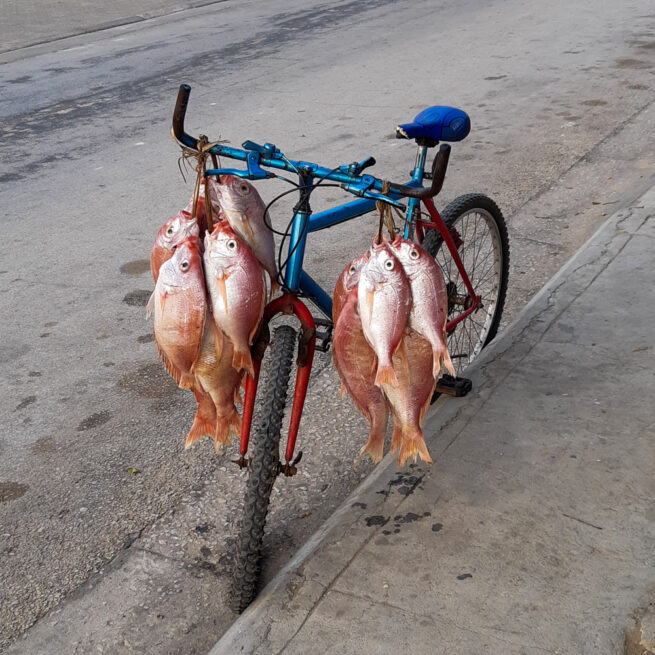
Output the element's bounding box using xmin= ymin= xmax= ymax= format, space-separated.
xmin=431 ymin=374 xmax=473 ymax=403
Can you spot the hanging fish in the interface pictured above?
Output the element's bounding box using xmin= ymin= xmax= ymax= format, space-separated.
xmin=332 ymin=289 xmax=389 ymax=463
xmin=189 ymin=321 xmax=243 ymax=452
xmin=203 ymin=223 xmax=266 ymax=377
xmin=357 ymin=241 xmax=411 ymax=388
xmin=150 ymin=210 xmax=199 ymax=282
xmin=391 ymin=237 xmax=454 ymax=377
xmin=213 ymin=175 xmax=278 ymax=290
xmin=150 ymin=237 xmax=206 ymax=391
xmin=332 ymin=253 xmax=369 ymax=324
xmin=383 ymin=330 xmax=436 ymax=466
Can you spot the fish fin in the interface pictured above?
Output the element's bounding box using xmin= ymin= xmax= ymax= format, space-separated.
xmin=356 ymin=412 xmax=388 ymax=465
xmin=241 ymin=220 xmax=256 ymax=242
xmin=375 ymin=363 xmax=398 ymax=388
xmin=155 ymin=339 xmax=183 ymax=386
xmin=397 ymin=428 xmax=432 ymax=467
xmin=340 ymin=381 xmax=347 ymax=399
xmin=146 ymin=291 xmax=155 ymax=319
xmin=233 ymin=348 xmax=255 ymax=378
xmin=394 ymin=337 xmax=410 ymax=379
xmin=214 ymin=419 xmax=231 ymax=447
xmin=365 ymin=289 xmax=375 ymax=320
xmin=216 ymin=275 xmax=229 ymax=315
xmin=179 ymin=373 xmax=196 ymax=390
xmin=442 ymin=348 xmax=456 ymax=377
xmin=185 ymin=388 xmax=217 ymax=449
xmin=389 ymin=421 xmax=402 ymax=454
xmin=420 ymin=380 xmax=437 ymax=422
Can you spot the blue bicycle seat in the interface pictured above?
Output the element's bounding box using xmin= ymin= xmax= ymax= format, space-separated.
xmin=397 ymin=106 xmax=470 ymax=142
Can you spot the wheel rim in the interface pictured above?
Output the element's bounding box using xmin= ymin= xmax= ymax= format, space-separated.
xmin=434 ymin=207 xmax=503 ymax=375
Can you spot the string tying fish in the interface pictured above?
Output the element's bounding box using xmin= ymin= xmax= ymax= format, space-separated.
xmin=177 ymin=134 xmax=224 ymax=234
xmin=375 ymin=180 xmax=397 ymax=244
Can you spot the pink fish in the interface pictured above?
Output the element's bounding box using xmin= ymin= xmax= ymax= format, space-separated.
xmin=150 ymin=237 xmax=215 ymax=444
xmin=213 ymin=175 xmax=278 ymax=290
xmin=189 ymin=321 xmax=243 ymax=452
xmin=357 ymin=242 xmax=411 ymax=388
xmin=150 ymin=211 xmax=199 ymax=282
xmin=332 ymin=253 xmax=369 ymax=325
xmin=333 ymin=289 xmax=389 ymax=463
xmin=150 ymin=237 xmax=206 ymax=390
xmin=384 ymin=331 xmax=436 ymax=466
xmin=391 ymin=237 xmax=454 ymax=377
xmin=203 ymin=223 xmax=266 ymax=377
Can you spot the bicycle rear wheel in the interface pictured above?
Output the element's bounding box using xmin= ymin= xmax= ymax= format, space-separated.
xmin=230 ymin=324 xmax=297 ymax=613
xmin=422 ymin=193 xmax=509 ymax=375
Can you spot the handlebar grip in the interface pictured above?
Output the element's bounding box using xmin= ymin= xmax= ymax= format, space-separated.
xmin=172 ymin=84 xmax=198 ymax=150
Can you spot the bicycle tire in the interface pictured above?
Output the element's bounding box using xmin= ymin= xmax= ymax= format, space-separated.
xmin=422 ymin=193 xmax=510 ymax=375
xmin=230 ymin=324 xmax=297 ymax=614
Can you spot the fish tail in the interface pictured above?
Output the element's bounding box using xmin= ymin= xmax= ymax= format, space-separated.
xmin=233 ymin=387 xmax=244 ymax=405
xmin=397 ymin=427 xmax=433 ymax=467
xmin=375 ymin=363 xmax=398 ymax=388
xmin=185 ymin=415 xmax=215 ymax=449
xmin=442 ymin=348 xmax=456 ymax=377
xmin=232 ymin=348 xmax=255 ymax=377
xmin=230 ymin=410 xmax=242 ymax=436
xmin=355 ymin=407 xmax=389 ymax=466
xmin=185 ymin=386 xmax=217 ymax=449
xmin=357 ymin=420 xmax=387 ymax=466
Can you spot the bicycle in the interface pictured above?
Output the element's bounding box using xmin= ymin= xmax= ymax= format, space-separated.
xmin=171 ymin=84 xmax=509 ymax=612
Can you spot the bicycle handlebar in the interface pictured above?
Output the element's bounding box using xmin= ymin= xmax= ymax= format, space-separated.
xmin=171 ymin=84 xmax=449 ymax=201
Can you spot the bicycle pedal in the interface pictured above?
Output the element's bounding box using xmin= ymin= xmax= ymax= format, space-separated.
xmin=432 ymin=374 xmax=472 ymax=402
xmin=314 ymin=317 xmax=333 ymax=352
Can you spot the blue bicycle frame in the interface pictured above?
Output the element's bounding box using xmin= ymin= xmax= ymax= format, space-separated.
xmin=197 ymin=143 xmax=429 ymax=319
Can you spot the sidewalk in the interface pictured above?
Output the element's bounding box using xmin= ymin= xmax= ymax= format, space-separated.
xmin=212 ymin=183 xmax=655 ymax=654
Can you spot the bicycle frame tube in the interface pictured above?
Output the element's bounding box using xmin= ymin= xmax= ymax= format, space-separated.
xmin=287 ymin=147 xmax=431 ymax=317
xmin=288 ymin=197 xmax=378 ymax=317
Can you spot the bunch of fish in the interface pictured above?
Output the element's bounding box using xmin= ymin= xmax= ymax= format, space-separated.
xmin=332 ymin=237 xmax=454 ymax=467
xmin=148 ymin=175 xmax=277 ymax=451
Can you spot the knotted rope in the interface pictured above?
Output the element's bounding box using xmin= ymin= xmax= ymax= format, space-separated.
xmin=178 ymin=134 xmax=222 ymax=234
xmin=375 ymin=180 xmax=397 ymax=244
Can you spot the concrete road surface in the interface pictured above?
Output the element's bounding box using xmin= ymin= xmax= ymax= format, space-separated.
xmin=1 ymin=0 xmax=654 ymax=652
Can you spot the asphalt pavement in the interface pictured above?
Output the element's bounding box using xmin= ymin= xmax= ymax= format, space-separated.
xmin=211 ymin=183 xmax=655 ymax=654
xmin=2 ymin=0 xmax=655 ymax=652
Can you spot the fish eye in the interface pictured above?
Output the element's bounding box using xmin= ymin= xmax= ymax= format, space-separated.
xmin=180 ymin=260 xmax=190 ymax=271
xmin=384 ymin=259 xmax=394 ymax=270
xmin=227 ymin=239 xmax=238 ymax=251
xmin=409 ymin=249 xmax=419 ymax=260
xmin=239 ymin=183 xmax=250 ymax=195
xmin=349 ymin=265 xmax=356 ymax=275
xmin=165 ymin=226 xmax=175 ymax=237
